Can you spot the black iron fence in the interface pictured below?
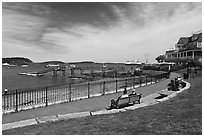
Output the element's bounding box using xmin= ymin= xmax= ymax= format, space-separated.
xmin=2 ymin=72 xmax=170 ymax=113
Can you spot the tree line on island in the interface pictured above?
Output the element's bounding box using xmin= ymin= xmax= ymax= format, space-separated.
xmin=2 ymin=57 xmax=33 ymax=65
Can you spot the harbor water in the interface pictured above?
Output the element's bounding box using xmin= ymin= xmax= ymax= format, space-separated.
xmin=2 ymin=64 xmax=84 ymax=91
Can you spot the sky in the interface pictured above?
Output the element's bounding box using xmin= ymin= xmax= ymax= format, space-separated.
xmin=2 ymin=2 xmax=202 ymax=63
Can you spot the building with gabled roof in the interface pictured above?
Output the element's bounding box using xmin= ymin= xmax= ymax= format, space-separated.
xmin=164 ymin=32 xmax=202 ymax=64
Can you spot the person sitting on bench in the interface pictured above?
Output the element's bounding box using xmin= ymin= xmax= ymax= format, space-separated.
xmin=109 ymin=89 xmax=128 ymax=109
xmin=167 ymin=80 xmax=179 ymax=91
xmin=177 ymin=76 xmax=186 ymax=88
xmin=118 ymin=89 xmax=129 ymax=99
xmin=129 ymin=89 xmax=137 ymax=96
xmin=174 ymin=78 xmax=180 ymax=89
xmin=179 ymin=78 xmax=186 ymax=88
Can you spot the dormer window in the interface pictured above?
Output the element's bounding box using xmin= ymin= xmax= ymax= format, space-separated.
xmin=182 ymin=45 xmax=186 ymax=49
xmin=192 ymin=36 xmax=198 ymax=41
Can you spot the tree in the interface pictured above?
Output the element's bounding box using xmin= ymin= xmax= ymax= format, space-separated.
xmin=155 ymin=55 xmax=166 ymax=63
xmin=144 ymin=53 xmax=149 ymax=64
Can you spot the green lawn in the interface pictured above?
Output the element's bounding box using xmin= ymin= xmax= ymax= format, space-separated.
xmin=2 ymin=76 xmax=202 ymax=135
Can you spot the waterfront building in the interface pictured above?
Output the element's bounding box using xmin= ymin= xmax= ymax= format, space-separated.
xmin=165 ymin=32 xmax=202 ymax=64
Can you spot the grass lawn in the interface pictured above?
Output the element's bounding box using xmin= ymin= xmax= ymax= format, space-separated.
xmin=2 ymin=75 xmax=202 ymax=135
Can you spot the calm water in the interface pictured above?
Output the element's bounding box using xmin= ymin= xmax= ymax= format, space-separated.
xmin=2 ymin=64 xmax=84 ymax=91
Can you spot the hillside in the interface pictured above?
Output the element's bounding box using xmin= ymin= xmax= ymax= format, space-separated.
xmin=2 ymin=57 xmax=33 ymax=65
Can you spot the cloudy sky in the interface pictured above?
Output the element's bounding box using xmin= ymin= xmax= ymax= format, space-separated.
xmin=2 ymin=2 xmax=202 ymax=63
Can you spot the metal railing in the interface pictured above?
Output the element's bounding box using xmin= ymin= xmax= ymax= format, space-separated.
xmin=2 ymin=72 xmax=170 ymax=113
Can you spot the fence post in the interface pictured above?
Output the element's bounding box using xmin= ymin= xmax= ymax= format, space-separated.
xmin=102 ymin=81 xmax=105 ymax=95
xmin=116 ymin=79 xmax=118 ymax=93
xmin=139 ymin=75 xmax=141 ymax=87
xmin=195 ymin=69 xmax=197 ymax=76
xmin=45 ymin=87 xmax=48 ymax=106
xmin=69 ymin=84 xmax=72 ymax=102
xmin=133 ymin=77 xmax=135 ymax=89
xmin=15 ymin=90 xmax=18 ymax=112
xmin=158 ymin=74 xmax=160 ymax=81
xmin=146 ymin=76 xmax=148 ymax=85
xmin=125 ymin=79 xmax=127 ymax=90
xmin=88 ymin=82 xmax=90 ymax=98
xmin=132 ymin=77 xmax=134 ymax=88
xmin=155 ymin=76 xmax=157 ymax=83
xmin=3 ymin=93 xmax=6 ymax=111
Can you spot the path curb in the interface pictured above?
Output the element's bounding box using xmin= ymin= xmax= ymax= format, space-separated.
xmin=35 ymin=115 xmax=58 ymax=124
xmin=156 ymin=81 xmax=191 ymax=102
xmin=124 ymin=103 xmax=149 ymax=110
xmin=2 ymin=118 xmax=38 ymax=131
xmin=91 ymin=108 xmax=126 ymax=116
xmin=57 ymin=111 xmax=91 ymax=120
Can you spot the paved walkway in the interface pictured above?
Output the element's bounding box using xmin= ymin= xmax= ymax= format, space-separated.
xmin=2 ymin=72 xmax=180 ymax=124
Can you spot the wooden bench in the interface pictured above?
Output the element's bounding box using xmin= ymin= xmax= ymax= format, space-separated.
xmin=129 ymin=94 xmax=142 ymax=104
xmin=110 ymin=94 xmax=142 ymax=109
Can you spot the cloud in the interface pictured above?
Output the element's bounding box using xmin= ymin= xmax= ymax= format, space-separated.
xmin=2 ymin=3 xmax=63 ymax=51
xmin=49 ymin=3 xmax=201 ymax=62
xmin=2 ymin=2 xmax=202 ymax=62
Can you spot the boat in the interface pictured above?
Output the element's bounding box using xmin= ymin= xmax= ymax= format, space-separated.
xmin=30 ymin=72 xmax=43 ymax=77
xmin=125 ymin=60 xmax=142 ymax=65
xmin=21 ymin=65 xmax=28 ymax=67
xmin=26 ymin=73 xmax=32 ymax=76
xmin=9 ymin=64 xmax=17 ymax=67
xmin=22 ymin=72 xmax=43 ymax=77
xmin=45 ymin=64 xmax=60 ymax=68
xmin=18 ymin=73 xmax=27 ymax=75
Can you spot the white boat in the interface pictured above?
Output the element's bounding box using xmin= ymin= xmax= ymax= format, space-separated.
xmin=9 ymin=64 xmax=17 ymax=67
xmin=26 ymin=73 xmax=43 ymax=77
xmin=46 ymin=64 xmax=60 ymax=68
xmin=18 ymin=71 xmax=43 ymax=77
xmin=18 ymin=73 xmax=27 ymax=75
xmin=26 ymin=73 xmax=32 ymax=76
xmin=21 ymin=65 xmax=28 ymax=67
xmin=125 ymin=60 xmax=142 ymax=65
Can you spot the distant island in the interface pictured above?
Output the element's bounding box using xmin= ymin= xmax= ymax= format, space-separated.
xmin=2 ymin=57 xmax=33 ymax=65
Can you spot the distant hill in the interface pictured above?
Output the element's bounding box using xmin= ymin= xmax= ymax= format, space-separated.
xmin=2 ymin=57 xmax=33 ymax=65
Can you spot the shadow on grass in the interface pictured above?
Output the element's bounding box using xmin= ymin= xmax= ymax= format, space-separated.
xmin=154 ymin=94 xmax=168 ymax=99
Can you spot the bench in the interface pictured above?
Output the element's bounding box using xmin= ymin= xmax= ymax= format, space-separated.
xmin=110 ymin=94 xmax=142 ymax=109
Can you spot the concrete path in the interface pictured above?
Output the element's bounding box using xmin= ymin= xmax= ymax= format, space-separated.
xmin=2 ymin=72 xmax=180 ymax=124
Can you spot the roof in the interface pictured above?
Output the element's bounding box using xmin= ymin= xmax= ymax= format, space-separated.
xmin=165 ymin=49 xmax=176 ymax=54
xmin=177 ymin=33 xmax=202 ymax=44
xmin=177 ymin=37 xmax=190 ymax=45
xmin=197 ymin=33 xmax=202 ymax=42
xmin=189 ymin=33 xmax=202 ymax=42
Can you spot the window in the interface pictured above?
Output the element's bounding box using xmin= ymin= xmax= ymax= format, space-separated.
xmin=194 ymin=51 xmax=202 ymax=56
xmin=182 ymin=45 xmax=187 ymax=49
xmin=197 ymin=42 xmax=202 ymax=48
xmin=187 ymin=51 xmax=192 ymax=56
